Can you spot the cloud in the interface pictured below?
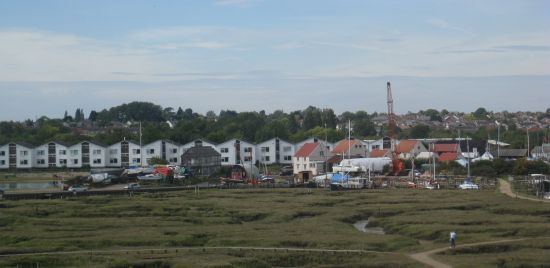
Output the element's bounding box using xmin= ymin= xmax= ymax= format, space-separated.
xmin=427 ymin=18 xmax=472 ymax=35
xmin=495 ymin=45 xmax=550 ymax=51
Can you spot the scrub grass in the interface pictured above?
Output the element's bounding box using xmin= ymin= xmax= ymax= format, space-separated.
xmin=1 ymin=187 xmax=550 ymax=267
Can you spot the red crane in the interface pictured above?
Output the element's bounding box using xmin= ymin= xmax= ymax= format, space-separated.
xmin=387 ymin=82 xmax=404 ymax=175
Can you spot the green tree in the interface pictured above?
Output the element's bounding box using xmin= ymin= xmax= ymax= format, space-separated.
xmin=473 ymin=107 xmax=489 ymax=119
xmin=410 ymin=125 xmax=431 ymax=139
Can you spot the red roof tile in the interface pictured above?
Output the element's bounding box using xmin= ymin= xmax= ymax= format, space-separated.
xmin=332 ymin=139 xmax=359 ymax=154
xmin=433 ymin=143 xmax=459 ymax=153
xmin=438 ymin=152 xmax=458 ymax=162
xmin=369 ymin=149 xmax=389 ymax=158
xmin=294 ymin=143 xmax=320 ymax=157
xmin=395 ymin=140 xmax=417 ymax=154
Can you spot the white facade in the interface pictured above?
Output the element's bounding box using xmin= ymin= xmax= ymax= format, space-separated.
xmin=107 ymin=140 xmax=142 ymax=167
xmin=0 ymin=144 xmax=9 ymax=169
xmin=256 ymin=138 xmax=295 ymax=165
xmin=365 ymin=139 xmax=385 ymax=151
xmin=0 ymin=143 xmax=34 ymax=169
xmin=66 ymin=143 xmax=83 ymax=168
xmin=142 ymin=140 xmax=181 ymax=165
xmin=216 ymin=139 xmax=256 ymax=166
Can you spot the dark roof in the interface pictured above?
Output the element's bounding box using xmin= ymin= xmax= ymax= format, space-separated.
xmin=458 ymin=140 xmax=487 ymax=155
xmin=4 ymin=141 xmax=35 ymax=148
xmin=182 ymin=145 xmax=221 ymax=158
xmin=532 ymin=145 xmax=550 ymax=154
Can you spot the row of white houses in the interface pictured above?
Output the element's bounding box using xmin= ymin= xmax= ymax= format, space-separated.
xmin=0 ymin=137 xmax=353 ymax=169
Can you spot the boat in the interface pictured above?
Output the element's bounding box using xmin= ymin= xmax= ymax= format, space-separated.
xmin=137 ymin=174 xmax=163 ymax=181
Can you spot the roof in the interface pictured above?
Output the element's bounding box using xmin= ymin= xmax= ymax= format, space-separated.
xmin=395 ymin=140 xmax=418 ymax=154
xmin=433 ymin=143 xmax=459 ymax=153
xmin=531 ymin=144 xmax=550 ymax=154
xmin=327 ymin=155 xmax=343 ymax=164
xmin=490 ymin=149 xmax=528 ymax=158
xmin=5 ymin=141 xmax=35 ymax=148
xmin=182 ymin=145 xmax=221 ymax=159
xmin=294 ymin=143 xmax=320 ymax=157
xmin=369 ymin=149 xmax=389 ymax=158
xmin=438 ymin=152 xmax=458 ymax=162
xmin=332 ymin=139 xmax=359 ymax=154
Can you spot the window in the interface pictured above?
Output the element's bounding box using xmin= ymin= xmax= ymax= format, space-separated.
xmin=72 ymin=159 xmax=79 ymax=164
xmin=220 ymin=148 xmax=229 ymax=153
xmin=320 ymin=151 xmax=324 ymax=156
xmin=109 ymin=149 xmax=118 ymax=155
xmin=170 ymin=157 xmax=178 ymax=163
xmin=261 ymin=147 xmax=269 ymax=152
xmin=172 ymin=148 xmax=178 ymax=154
xmin=20 ymin=159 xmax=29 ymax=165
xmin=59 ymin=159 xmax=67 ymax=165
xmin=283 ymin=146 xmax=291 ymax=152
xmin=310 ymin=163 xmax=315 ymax=168
xmin=372 ymin=145 xmax=380 ymax=150
xmin=221 ymin=157 xmax=229 ymax=162
xmin=284 ymin=155 xmax=292 ymax=161
xmin=132 ymin=149 xmax=140 ymax=154
xmin=0 ymin=160 xmax=5 ymax=165
xmin=37 ymin=159 xmax=45 ymax=164
xmin=93 ymin=149 xmax=102 ymax=155
xmin=303 ymin=164 xmax=306 ymax=169
xmin=93 ymin=159 xmax=102 ymax=164
xmin=110 ymin=158 xmax=118 ymax=164
xmin=147 ymin=149 xmax=155 ymax=155
xmin=244 ymin=156 xmax=252 ymax=162
xmin=132 ymin=158 xmax=141 ymax=164
xmin=59 ymin=150 xmax=66 ymax=155
xmin=262 ymin=156 xmax=270 ymax=162
xmin=19 ymin=150 xmax=28 ymax=156
xmin=244 ymin=147 xmax=252 ymax=153
xmin=295 ymin=164 xmax=299 ymax=170
xmin=0 ymin=151 xmax=4 ymax=156
xmin=70 ymin=149 xmax=79 ymax=155
xmin=37 ymin=150 xmax=45 ymax=156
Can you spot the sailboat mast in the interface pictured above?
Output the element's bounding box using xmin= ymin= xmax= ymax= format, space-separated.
xmin=139 ymin=121 xmax=143 ymax=167
xmin=467 ymin=136 xmax=471 ymax=177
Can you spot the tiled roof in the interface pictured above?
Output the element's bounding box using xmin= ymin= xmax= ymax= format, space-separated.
xmin=332 ymin=139 xmax=358 ymax=154
xmin=490 ymin=149 xmax=528 ymax=158
xmin=395 ymin=140 xmax=417 ymax=153
xmin=294 ymin=143 xmax=320 ymax=157
xmin=433 ymin=143 xmax=459 ymax=153
xmin=438 ymin=152 xmax=458 ymax=162
xmin=369 ymin=149 xmax=389 ymax=158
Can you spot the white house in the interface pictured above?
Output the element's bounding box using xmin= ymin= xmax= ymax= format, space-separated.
xmin=216 ymin=139 xmax=256 ymax=166
xmin=142 ymin=140 xmax=181 ymax=166
xmin=256 ymin=138 xmax=295 ymax=165
xmin=0 ymin=142 xmax=34 ymax=169
xmin=293 ymin=142 xmax=332 ymax=183
xmin=33 ymin=141 xmax=69 ymax=168
xmin=181 ymin=139 xmax=218 ymax=154
xmin=531 ymin=144 xmax=550 ymax=160
xmin=107 ymin=140 xmax=142 ymax=167
xmin=0 ymin=143 xmax=9 ymax=169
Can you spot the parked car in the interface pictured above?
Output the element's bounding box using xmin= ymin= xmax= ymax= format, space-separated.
xmin=68 ymin=185 xmax=88 ymax=192
xmin=459 ymin=182 xmax=479 ymax=190
xmin=279 ymin=166 xmax=293 ymax=176
xmin=124 ymin=183 xmax=141 ymax=190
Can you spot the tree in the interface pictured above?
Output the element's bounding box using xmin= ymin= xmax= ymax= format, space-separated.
xmin=88 ymin=110 xmax=98 ymax=122
xmin=473 ymin=107 xmax=489 ymax=119
xmin=303 ymin=106 xmax=322 ymax=130
xmin=410 ymin=125 xmax=431 ymax=139
xmin=353 ymin=119 xmax=376 ymax=137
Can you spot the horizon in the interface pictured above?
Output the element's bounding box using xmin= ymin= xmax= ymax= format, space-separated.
xmin=1 ymin=0 xmax=549 ymax=120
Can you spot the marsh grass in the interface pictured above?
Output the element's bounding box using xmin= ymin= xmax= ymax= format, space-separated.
xmin=1 ymin=188 xmax=550 ymax=266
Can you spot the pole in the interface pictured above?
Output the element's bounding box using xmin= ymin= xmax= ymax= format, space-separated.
xmin=139 ymin=121 xmax=143 ymax=167
xmin=497 ymin=123 xmax=500 ymax=158
xmin=527 ymin=128 xmax=530 ymax=158
xmin=467 ymin=136 xmax=471 ymax=178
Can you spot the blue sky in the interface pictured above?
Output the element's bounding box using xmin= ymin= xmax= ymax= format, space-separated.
xmin=0 ymin=0 xmax=549 ymax=120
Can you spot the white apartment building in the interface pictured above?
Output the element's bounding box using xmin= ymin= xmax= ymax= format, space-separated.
xmin=216 ymin=139 xmax=256 ymax=166
xmin=0 ymin=142 xmax=34 ymax=169
xmin=256 ymin=138 xmax=295 ymax=165
xmin=107 ymin=140 xmax=142 ymax=167
xmin=142 ymin=140 xmax=181 ymax=166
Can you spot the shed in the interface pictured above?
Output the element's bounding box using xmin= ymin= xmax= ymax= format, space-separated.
xmin=181 ymin=142 xmax=221 ymax=177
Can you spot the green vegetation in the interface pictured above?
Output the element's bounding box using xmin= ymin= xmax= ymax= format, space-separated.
xmin=1 ymin=188 xmax=550 ymax=267
xmin=2 ymin=102 xmax=548 ymax=148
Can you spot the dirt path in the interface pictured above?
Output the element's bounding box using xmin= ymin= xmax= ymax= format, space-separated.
xmin=409 ymin=238 xmax=533 ymax=268
xmin=498 ymin=179 xmax=550 ymax=203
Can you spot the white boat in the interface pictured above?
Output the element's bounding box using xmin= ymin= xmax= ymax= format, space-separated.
xmin=137 ymin=174 xmax=163 ymax=181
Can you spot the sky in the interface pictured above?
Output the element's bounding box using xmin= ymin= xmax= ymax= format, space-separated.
xmin=0 ymin=0 xmax=549 ymax=121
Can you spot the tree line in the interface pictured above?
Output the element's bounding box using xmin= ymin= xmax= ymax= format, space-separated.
xmin=0 ymin=102 xmax=549 ymax=148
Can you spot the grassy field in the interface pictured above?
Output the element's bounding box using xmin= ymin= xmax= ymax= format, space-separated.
xmin=1 ymin=187 xmax=550 ymax=267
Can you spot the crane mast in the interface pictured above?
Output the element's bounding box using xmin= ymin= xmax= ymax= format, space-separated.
xmin=386 ymin=81 xmax=403 ymax=175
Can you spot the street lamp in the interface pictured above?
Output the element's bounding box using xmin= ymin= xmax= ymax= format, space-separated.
xmin=495 ymin=120 xmax=501 ymax=158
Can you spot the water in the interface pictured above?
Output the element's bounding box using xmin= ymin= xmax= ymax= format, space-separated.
xmin=353 ymin=219 xmax=386 ymax=235
xmin=0 ymin=181 xmax=61 ymax=191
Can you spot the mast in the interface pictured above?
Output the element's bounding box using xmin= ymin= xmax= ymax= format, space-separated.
xmin=467 ymin=136 xmax=471 ymax=177
xmin=139 ymin=121 xmax=143 ymax=167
